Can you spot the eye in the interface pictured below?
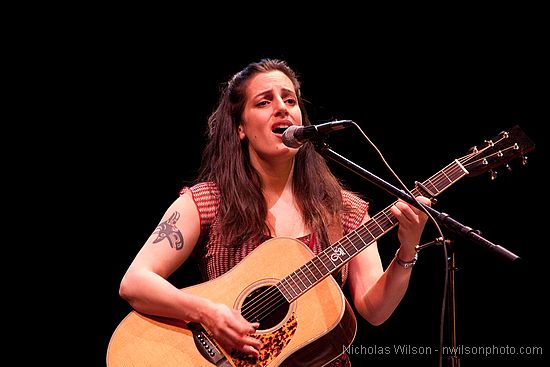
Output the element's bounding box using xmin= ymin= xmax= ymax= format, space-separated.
xmin=285 ymin=98 xmax=297 ymax=105
xmin=256 ymin=100 xmax=270 ymax=107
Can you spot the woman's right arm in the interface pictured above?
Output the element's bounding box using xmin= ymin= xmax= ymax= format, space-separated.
xmin=118 ymin=191 xmax=261 ymax=356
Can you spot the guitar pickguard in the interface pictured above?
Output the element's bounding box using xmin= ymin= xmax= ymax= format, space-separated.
xmin=231 ymin=313 xmax=298 ymax=367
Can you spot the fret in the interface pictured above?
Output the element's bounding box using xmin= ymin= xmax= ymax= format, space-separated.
xmin=294 ymin=269 xmax=309 ymax=290
xmin=380 ymin=209 xmax=398 ymax=226
xmin=447 ymin=163 xmax=466 ymax=182
xmin=277 ymin=278 xmax=297 ymax=301
xmin=305 ymin=261 xmax=323 ymax=280
xmin=365 ymin=220 xmax=384 ymax=238
xmin=341 ymin=237 xmax=359 ymax=256
xmin=289 ymin=271 xmax=305 ymax=292
xmin=348 ymin=229 xmax=373 ymax=253
xmin=361 ymin=224 xmax=376 ymax=242
xmin=351 ymin=228 xmax=373 ymax=248
xmin=375 ymin=211 xmax=394 ymax=229
xmin=423 ymin=178 xmax=439 ymax=195
xmin=283 ymin=277 xmax=299 ymax=298
xmin=318 ymin=251 xmax=338 ymax=273
xmin=438 ymin=168 xmax=453 ymax=186
xmin=297 ymin=268 xmax=313 ymax=287
xmin=340 ymin=243 xmax=352 ymax=257
xmin=312 ymin=256 xmax=330 ymax=273
xmin=371 ymin=216 xmax=386 ymax=234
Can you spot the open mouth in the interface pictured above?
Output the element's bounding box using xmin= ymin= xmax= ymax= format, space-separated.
xmin=272 ymin=127 xmax=288 ymax=134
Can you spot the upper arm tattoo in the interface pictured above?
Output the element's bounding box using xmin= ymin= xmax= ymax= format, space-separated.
xmin=152 ymin=211 xmax=185 ymax=250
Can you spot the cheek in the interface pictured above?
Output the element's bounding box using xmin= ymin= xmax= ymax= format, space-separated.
xmin=291 ymin=108 xmax=303 ymax=123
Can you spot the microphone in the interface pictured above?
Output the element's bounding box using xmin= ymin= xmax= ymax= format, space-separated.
xmin=282 ymin=120 xmax=354 ymax=148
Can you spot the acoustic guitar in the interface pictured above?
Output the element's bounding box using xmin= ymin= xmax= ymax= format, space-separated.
xmin=107 ymin=126 xmax=534 ymax=367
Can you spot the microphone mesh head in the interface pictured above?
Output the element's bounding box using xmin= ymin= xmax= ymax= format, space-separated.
xmin=282 ymin=125 xmax=301 ymax=148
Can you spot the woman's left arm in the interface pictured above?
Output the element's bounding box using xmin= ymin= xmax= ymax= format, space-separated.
xmin=347 ymin=197 xmax=430 ymax=325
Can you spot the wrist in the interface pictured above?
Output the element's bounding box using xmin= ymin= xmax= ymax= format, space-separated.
xmin=186 ymin=294 xmax=215 ymax=324
xmin=395 ymin=248 xmax=418 ymax=269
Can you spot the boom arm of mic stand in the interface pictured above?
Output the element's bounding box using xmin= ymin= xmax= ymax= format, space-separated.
xmin=316 ymin=142 xmax=520 ymax=262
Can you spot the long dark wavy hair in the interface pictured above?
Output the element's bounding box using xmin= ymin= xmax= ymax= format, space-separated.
xmin=197 ymin=59 xmax=345 ymax=247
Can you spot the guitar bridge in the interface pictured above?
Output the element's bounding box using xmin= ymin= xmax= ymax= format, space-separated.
xmin=189 ymin=323 xmax=231 ymax=366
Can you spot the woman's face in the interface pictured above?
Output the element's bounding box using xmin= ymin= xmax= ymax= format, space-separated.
xmin=239 ymin=70 xmax=302 ymax=162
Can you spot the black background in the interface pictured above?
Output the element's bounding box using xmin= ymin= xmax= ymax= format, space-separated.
xmin=41 ymin=16 xmax=547 ymax=367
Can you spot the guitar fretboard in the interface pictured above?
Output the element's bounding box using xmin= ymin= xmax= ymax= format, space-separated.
xmin=276 ymin=159 xmax=468 ymax=302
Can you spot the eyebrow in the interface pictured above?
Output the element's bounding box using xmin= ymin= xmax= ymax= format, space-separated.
xmin=252 ymin=87 xmax=296 ymax=100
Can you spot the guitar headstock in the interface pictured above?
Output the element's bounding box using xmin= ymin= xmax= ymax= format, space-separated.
xmin=461 ymin=125 xmax=535 ymax=178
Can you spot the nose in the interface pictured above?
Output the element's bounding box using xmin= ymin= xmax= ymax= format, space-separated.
xmin=273 ymin=96 xmax=289 ymax=117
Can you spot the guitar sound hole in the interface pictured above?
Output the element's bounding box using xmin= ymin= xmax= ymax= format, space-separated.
xmin=241 ymin=285 xmax=289 ymax=330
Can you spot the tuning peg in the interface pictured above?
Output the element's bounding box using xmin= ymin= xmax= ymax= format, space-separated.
xmin=521 ymin=155 xmax=528 ymax=165
xmin=489 ymin=169 xmax=497 ymax=180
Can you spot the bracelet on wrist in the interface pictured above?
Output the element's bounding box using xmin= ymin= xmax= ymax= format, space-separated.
xmin=395 ymin=248 xmax=418 ymax=269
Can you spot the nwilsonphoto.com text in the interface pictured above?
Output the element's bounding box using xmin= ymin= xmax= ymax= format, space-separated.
xmin=344 ymin=344 xmax=543 ymax=359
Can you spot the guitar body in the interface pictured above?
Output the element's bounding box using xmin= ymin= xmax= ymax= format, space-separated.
xmin=107 ymin=237 xmax=357 ymax=367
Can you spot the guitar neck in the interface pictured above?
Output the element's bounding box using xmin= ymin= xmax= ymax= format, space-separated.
xmin=277 ymin=159 xmax=468 ymax=302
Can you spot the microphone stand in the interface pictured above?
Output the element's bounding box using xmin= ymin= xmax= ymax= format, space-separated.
xmin=447 ymin=241 xmax=459 ymax=367
xmin=418 ymin=236 xmax=460 ymax=366
xmin=314 ymin=140 xmax=520 ymax=366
